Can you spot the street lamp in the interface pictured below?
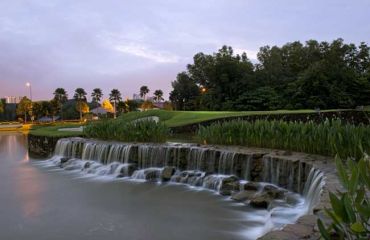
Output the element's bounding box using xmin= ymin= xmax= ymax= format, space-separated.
xmin=26 ymin=82 xmax=32 ymax=101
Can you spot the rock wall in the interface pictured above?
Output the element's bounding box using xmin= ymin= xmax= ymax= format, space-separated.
xmin=28 ymin=134 xmax=63 ymax=158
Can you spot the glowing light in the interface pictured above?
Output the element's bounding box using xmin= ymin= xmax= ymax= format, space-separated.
xmin=26 ymin=82 xmax=31 ymax=87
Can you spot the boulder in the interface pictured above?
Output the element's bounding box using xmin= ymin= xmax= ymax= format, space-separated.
xmin=243 ymin=182 xmax=261 ymax=191
xmin=60 ymin=157 xmax=71 ymax=167
xmin=161 ymin=166 xmax=176 ymax=181
xmin=117 ymin=164 xmax=137 ymax=178
xmin=231 ymin=190 xmax=258 ymax=202
xmin=219 ymin=175 xmax=240 ymax=195
xmin=249 ymin=193 xmax=273 ymax=209
xmin=263 ymin=185 xmax=287 ymax=199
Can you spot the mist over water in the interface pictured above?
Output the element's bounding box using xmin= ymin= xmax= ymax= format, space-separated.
xmin=0 ymin=133 xmax=320 ymax=240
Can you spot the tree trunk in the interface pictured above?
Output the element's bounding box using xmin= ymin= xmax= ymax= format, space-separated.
xmin=80 ymin=103 xmax=82 ymax=122
xmin=114 ymin=101 xmax=116 ymax=119
xmin=24 ymin=112 xmax=27 ymax=124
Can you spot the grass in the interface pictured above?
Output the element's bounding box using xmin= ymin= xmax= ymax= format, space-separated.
xmin=28 ymin=122 xmax=84 ymax=137
xmin=198 ymin=119 xmax=370 ymax=159
xmin=117 ymin=109 xmax=346 ymax=127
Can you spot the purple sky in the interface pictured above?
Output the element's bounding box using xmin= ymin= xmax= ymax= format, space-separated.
xmin=0 ymin=0 xmax=369 ymax=101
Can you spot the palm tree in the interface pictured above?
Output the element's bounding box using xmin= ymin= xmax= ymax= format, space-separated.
xmin=109 ymin=89 xmax=122 ymax=119
xmin=91 ymin=88 xmax=103 ymax=105
xmin=153 ymin=89 xmax=164 ymax=102
xmin=73 ymin=88 xmax=87 ymax=121
xmin=139 ymin=86 xmax=149 ymax=100
xmin=53 ymin=88 xmax=68 ymax=120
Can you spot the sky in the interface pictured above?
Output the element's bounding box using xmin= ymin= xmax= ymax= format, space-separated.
xmin=0 ymin=0 xmax=369 ymax=101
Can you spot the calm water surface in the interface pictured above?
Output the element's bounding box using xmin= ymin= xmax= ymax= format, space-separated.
xmin=0 ymin=133 xmax=268 ymax=240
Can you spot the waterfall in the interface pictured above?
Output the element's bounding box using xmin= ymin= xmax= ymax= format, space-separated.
xmin=50 ymin=138 xmax=325 ymax=213
xmin=302 ymin=168 xmax=325 ymax=212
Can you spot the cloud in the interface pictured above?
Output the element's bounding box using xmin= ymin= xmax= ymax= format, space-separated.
xmin=114 ymin=43 xmax=180 ymax=63
xmin=233 ymin=48 xmax=258 ymax=61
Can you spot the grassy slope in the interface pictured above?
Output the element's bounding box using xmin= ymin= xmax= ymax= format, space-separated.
xmin=28 ymin=122 xmax=84 ymax=137
xmin=118 ymin=109 xmax=345 ymax=127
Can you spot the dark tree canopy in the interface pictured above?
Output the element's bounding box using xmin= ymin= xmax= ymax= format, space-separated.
xmin=170 ymin=40 xmax=370 ymax=111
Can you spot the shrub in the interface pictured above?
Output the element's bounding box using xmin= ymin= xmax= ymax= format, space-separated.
xmin=198 ymin=119 xmax=370 ymax=159
xmin=84 ymin=119 xmax=168 ymax=142
xmin=318 ymin=155 xmax=370 ymax=239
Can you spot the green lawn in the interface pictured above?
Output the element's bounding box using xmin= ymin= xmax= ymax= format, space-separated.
xmin=118 ymin=109 xmax=347 ymax=127
xmin=29 ymin=122 xmax=84 ymax=137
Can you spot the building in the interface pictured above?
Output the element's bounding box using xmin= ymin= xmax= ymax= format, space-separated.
xmin=4 ymin=96 xmax=22 ymax=104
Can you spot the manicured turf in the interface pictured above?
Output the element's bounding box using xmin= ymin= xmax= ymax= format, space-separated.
xmin=28 ymin=122 xmax=84 ymax=137
xmin=118 ymin=109 xmax=347 ymax=127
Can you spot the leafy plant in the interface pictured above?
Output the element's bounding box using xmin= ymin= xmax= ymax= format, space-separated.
xmin=84 ymin=119 xmax=168 ymax=143
xmin=318 ymin=155 xmax=370 ymax=239
xmin=198 ymin=119 xmax=370 ymax=159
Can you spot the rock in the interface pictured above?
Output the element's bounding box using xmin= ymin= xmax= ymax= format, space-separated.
xmin=266 ymin=188 xmax=287 ymax=199
xmin=243 ymin=182 xmax=261 ymax=191
xmin=60 ymin=157 xmax=71 ymax=167
xmin=219 ymin=175 xmax=240 ymax=195
xmin=284 ymin=224 xmax=313 ymax=238
xmin=84 ymin=162 xmax=91 ymax=169
xmin=249 ymin=193 xmax=273 ymax=209
xmin=144 ymin=168 xmax=161 ymax=181
xmin=117 ymin=164 xmax=137 ymax=178
xmin=231 ymin=190 xmax=258 ymax=202
xmin=161 ymin=166 xmax=176 ymax=181
xmin=258 ymin=230 xmax=298 ymax=240
xmin=263 ymin=184 xmax=278 ymax=191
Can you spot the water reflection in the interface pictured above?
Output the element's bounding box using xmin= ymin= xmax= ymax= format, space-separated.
xmin=0 ymin=133 xmax=43 ymax=218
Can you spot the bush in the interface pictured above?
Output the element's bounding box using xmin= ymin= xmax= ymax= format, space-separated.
xmin=198 ymin=119 xmax=370 ymax=159
xmin=318 ymin=155 xmax=370 ymax=239
xmin=84 ymin=119 xmax=168 ymax=142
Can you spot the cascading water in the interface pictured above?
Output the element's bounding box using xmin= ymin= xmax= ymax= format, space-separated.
xmin=44 ymin=137 xmax=326 ymax=237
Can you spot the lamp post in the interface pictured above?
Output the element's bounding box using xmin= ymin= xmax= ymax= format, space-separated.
xmin=26 ymin=82 xmax=34 ymax=123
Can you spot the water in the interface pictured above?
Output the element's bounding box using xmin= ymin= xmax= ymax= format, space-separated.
xmin=0 ymin=133 xmax=304 ymax=240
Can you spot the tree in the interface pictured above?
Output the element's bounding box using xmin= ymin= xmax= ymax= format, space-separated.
xmin=16 ymin=97 xmax=32 ymax=123
xmin=53 ymin=88 xmax=68 ymax=120
xmin=0 ymin=100 xmax=3 ymax=113
xmin=73 ymin=88 xmax=87 ymax=121
xmin=140 ymin=86 xmax=149 ymax=100
xmin=91 ymin=88 xmax=103 ymax=105
xmin=75 ymin=101 xmax=89 ymax=119
xmin=153 ymin=89 xmax=164 ymax=102
xmin=141 ymin=100 xmax=154 ymax=111
xmin=109 ymin=89 xmax=122 ymax=119
xmin=169 ymin=72 xmax=199 ymax=110
xmin=102 ymin=99 xmax=114 ymax=113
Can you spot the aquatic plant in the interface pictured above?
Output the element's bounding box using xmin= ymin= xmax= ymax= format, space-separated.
xmin=84 ymin=119 xmax=168 ymax=142
xmin=198 ymin=119 xmax=370 ymax=159
xmin=318 ymin=155 xmax=370 ymax=239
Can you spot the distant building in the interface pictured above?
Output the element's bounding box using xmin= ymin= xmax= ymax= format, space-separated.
xmin=133 ymin=94 xmax=142 ymax=100
xmin=4 ymin=96 xmax=22 ymax=104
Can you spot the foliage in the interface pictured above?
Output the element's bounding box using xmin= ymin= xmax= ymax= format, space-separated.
xmin=141 ymin=100 xmax=154 ymax=111
xmin=101 ymin=99 xmax=114 ymax=113
xmin=84 ymin=119 xmax=168 ymax=142
xmin=140 ymin=86 xmax=149 ymax=99
xmin=0 ymin=100 xmax=3 ymax=113
xmin=16 ymin=96 xmax=32 ymax=122
xmin=75 ymin=101 xmax=89 ymax=114
xmin=198 ymin=119 xmax=370 ymax=159
xmin=74 ymin=88 xmax=87 ymax=121
xmin=318 ymin=155 xmax=370 ymax=240
xmin=153 ymin=89 xmax=164 ymax=102
xmin=91 ymin=88 xmax=103 ymax=104
xmin=53 ymin=88 xmax=68 ymax=119
xmin=170 ymin=40 xmax=370 ymax=111
xmin=169 ymin=72 xmax=200 ymax=110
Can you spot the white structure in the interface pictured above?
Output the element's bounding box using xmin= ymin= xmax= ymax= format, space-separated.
xmin=4 ymin=96 xmax=22 ymax=104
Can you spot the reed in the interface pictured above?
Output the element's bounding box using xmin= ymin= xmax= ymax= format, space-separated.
xmin=198 ymin=119 xmax=370 ymax=159
xmin=84 ymin=119 xmax=168 ymax=143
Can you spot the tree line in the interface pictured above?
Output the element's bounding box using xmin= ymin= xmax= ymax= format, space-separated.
xmin=170 ymin=39 xmax=370 ymax=111
xmin=9 ymin=86 xmax=166 ymax=122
